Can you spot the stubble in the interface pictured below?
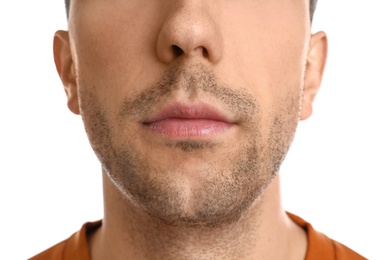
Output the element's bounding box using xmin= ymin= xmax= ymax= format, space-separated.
xmin=78 ymin=63 xmax=301 ymax=228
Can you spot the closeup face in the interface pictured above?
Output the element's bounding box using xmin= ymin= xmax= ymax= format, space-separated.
xmin=54 ymin=0 xmax=327 ymax=227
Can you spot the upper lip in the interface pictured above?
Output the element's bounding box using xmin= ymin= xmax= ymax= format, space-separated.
xmin=143 ymin=102 xmax=235 ymax=124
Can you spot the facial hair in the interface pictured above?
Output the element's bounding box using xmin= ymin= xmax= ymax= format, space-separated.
xmin=78 ymin=63 xmax=302 ymax=228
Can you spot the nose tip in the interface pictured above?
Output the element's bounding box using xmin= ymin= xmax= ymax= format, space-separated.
xmin=156 ymin=5 xmax=223 ymax=64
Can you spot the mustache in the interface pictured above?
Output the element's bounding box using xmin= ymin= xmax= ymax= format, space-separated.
xmin=119 ymin=63 xmax=258 ymax=121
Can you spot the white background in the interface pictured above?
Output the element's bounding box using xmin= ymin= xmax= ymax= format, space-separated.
xmin=1 ymin=1 xmax=389 ymax=259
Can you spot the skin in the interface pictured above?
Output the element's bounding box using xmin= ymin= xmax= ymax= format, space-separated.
xmin=54 ymin=0 xmax=327 ymax=259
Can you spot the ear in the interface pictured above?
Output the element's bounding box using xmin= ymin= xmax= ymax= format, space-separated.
xmin=53 ymin=30 xmax=80 ymax=115
xmin=300 ymin=31 xmax=328 ymax=120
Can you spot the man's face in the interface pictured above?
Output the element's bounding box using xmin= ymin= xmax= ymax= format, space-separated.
xmin=62 ymin=0 xmax=314 ymax=226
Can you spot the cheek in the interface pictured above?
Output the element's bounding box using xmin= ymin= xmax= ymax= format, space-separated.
xmin=222 ymin=31 xmax=306 ymax=135
xmin=69 ymin=2 xmax=164 ymax=102
xmin=222 ymin=1 xmax=309 ymax=98
xmin=218 ymin=12 xmax=308 ymax=142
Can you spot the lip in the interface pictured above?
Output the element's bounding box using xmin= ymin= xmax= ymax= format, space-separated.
xmin=143 ymin=103 xmax=235 ymax=138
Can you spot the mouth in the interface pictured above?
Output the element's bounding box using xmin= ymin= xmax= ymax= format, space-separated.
xmin=142 ymin=102 xmax=236 ymax=139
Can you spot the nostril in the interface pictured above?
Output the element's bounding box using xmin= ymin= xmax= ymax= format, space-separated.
xmin=172 ymin=45 xmax=184 ymax=57
xmin=202 ymin=48 xmax=208 ymax=58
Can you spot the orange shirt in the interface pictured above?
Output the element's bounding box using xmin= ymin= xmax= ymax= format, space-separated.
xmin=29 ymin=213 xmax=366 ymax=260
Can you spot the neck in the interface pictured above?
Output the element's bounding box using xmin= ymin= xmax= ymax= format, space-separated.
xmin=89 ymin=173 xmax=307 ymax=260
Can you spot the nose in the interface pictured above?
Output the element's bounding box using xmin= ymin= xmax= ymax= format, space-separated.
xmin=157 ymin=1 xmax=223 ymax=64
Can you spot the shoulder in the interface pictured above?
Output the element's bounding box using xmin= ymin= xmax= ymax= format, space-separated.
xmin=287 ymin=212 xmax=367 ymax=260
xmin=28 ymin=221 xmax=102 ymax=260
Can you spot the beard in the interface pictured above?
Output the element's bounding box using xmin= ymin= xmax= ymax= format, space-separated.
xmin=78 ymin=63 xmax=302 ymax=228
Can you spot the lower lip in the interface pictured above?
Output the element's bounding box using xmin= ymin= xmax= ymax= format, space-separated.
xmin=144 ymin=118 xmax=232 ymax=138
